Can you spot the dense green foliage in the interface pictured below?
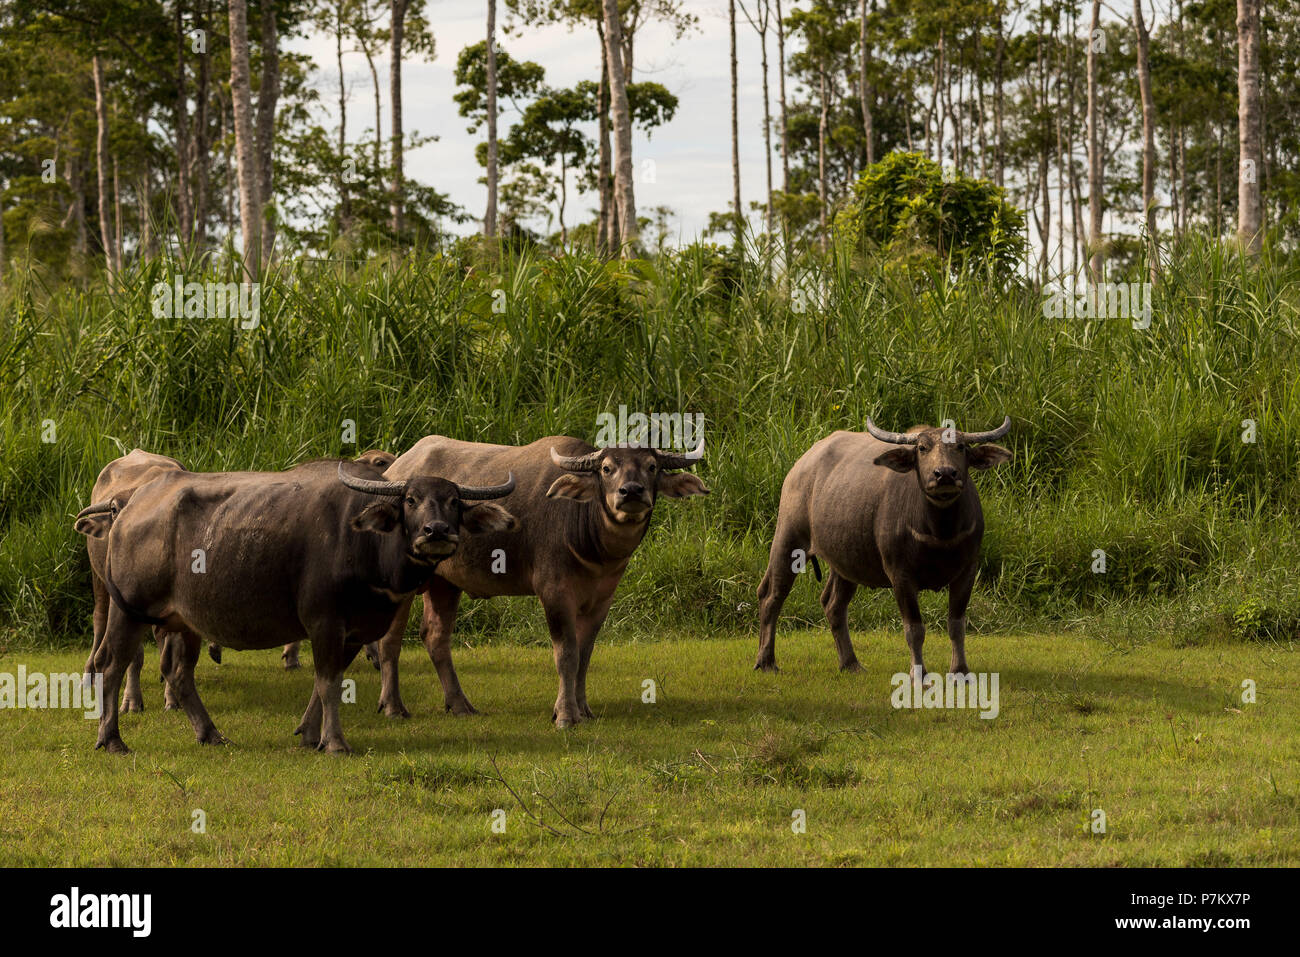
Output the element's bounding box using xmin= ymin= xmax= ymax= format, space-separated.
xmin=1 ymin=240 xmax=1298 ymax=650
xmin=833 ymin=152 xmax=1027 ymax=278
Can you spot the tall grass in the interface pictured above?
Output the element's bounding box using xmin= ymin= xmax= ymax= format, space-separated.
xmin=2 ymin=237 xmax=1298 ymax=649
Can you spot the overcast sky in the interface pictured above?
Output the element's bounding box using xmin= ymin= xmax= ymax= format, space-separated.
xmin=287 ymin=1 xmax=782 ymax=244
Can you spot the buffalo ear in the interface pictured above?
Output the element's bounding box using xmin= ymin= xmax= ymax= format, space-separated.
xmin=351 ymin=502 xmax=401 ymax=533
xmin=546 ymin=473 xmax=598 ymax=502
xmin=355 ymin=449 xmax=396 ymax=471
xmin=74 ymin=514 xmax=113 ymax=539
xmin=658 ymin=472 xmax=710 ymax=498
xmin=462 ymin=502 xmax=518 ymax=533
xmin=967 ymin=443 xmax=1013 ymax=470
xmin=872 ymin=447 xmax=917 ymax=473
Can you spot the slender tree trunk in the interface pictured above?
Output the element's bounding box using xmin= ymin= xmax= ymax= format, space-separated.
xmin=362 ymin=44 xmax=383 ymax=173
xmin=71 ymin=159 xmax=89 ymax=257
xmin=859 ymin=0 xmax=873 ymax=166
xmin=596 ymin=21 xmax=612 ymax=253
xmin=485 ymin=0 xmax=499 ymax=238
xmin=994 ymin=6 xmax=1005 ymax=187
xmin=759 ymin=0 xmax=773 ymax=233
xmin=257 ymin=0 xmax=280 ymax=262
xmin=776 ymin=0 xmax=789 ymax=194
xmin=0 ymin=183 xmax=7 ymax=289
xmin=92 ymin=55 xmax=119 ymax=278
xmin=1133 ymin=0 xmax=1157 ymax=276
xmin=228 ymin=0 xmax=261 ymax=275
xmin=601 ymin=0 xmax=638 ymax=254
xmin=818 ymin=68 xmax=828 ymax=251
xmin=389 ymin=0 xmax=409 ymax=236
xmin=1087 ymin=0 xmax=1104 ymax=283
xmin=113 ymin=155 xmax=123 ymax=268
xmin=730 ymin=0 xmax=742 ymax=245
xmin=175 ymin=1 xmax=193 ymax=243
xmin=1036 ymin=23 xmax=1048 ymax=282
xmin=336 ymin=7 xmax=350 ymax=228
xmin=1236 ymin=0 xmax=1262 ymax=252
xmin=194 ymin=0 xmax=211 ymax=247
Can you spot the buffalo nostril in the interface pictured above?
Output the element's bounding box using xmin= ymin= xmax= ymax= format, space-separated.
xmin=620 ymin=484 xmax=645 ymax=497
xmin=424 ymin=522 xmax=449 ymax=537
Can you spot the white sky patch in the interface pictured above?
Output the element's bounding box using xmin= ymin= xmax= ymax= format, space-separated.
xmin=286 ymin=0 xmax=780 ymax=242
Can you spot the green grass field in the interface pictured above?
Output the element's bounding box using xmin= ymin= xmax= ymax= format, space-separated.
xmin=2 ymin=627 xmax=1295 ymax=866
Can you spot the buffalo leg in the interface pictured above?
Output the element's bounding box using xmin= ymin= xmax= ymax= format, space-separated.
xmin=891 ymin=582 xmax=926 ymax=682
xmin=574 ymin=601 xmax=613 ymax=721
xmin=296 ymin=640 xmax=364 ymax=752
xmin=946 ymin=568 xmax=976 ymax=675
xmin=376 ymin=593 xmax=415 ymax=718
xmin=755 ymin=531 xmax=806 ymax=672
xmin=93 ymin=603 xmax=145 ymax=754
xmin=282 ymin=642 xmax=301 ymax=670
xmin=83 ymin=574 xmax=109 ymax=683
xmin=420 ymin=580 xmax=475 ymax=715
xmin=157 ymin=630 xmax=184 ymax=710
xmin=544 ymin=599 xmax=582 ymax=728
xmin=820 ymin=571 xmax=862 ymax=672
xmin=121 ymin=645 xmax=146 ymax=713
xmin=162 ymin=632 xmax=224 ymax=745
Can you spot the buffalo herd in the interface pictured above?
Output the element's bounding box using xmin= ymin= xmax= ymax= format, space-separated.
xmin=74 ymin=418 xmax=1012 ymax=753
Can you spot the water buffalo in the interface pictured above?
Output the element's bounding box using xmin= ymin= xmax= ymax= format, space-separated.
xmin=755 ymin=416 xmax=1012 ymax=678
xmin=372 ymin=435 xmax=708 ymax=728
xmin=75 ymin=459 xmax=516 ymax=754
xmin=80 ymin=450 xmax=398 ymax=701
xmin=79 ymin=449 xmax=187 ymax=713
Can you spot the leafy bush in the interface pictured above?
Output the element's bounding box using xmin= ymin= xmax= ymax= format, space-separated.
xmin=834 ymin=151 xmax=1027 ymax=279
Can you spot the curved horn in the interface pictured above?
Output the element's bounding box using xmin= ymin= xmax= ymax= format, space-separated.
xmin=550 ymin=446 xmax=603 ymax=472
xmin=76 ymin=502 xmax=114 ymax=519
xmin=655 ymin=435 xmax=706 ymax=470
xmin=959 ymin=415 xmax=1012 ymax=444
xmin=337 ymin=462 xmax=407 ymax=497
xmin=457 ymin=472 xmax=516 ymax=500
xmin=866 ymin=417 xmax=919 ymax=445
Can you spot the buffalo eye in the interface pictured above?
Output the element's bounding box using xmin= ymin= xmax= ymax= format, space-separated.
xmin=404 ymin=496 xmax=416 ymax=506
xmin=602 ymin=465 xmax=612 ymax=475
xmin=647 ymin=463 xmax=657 ymax=473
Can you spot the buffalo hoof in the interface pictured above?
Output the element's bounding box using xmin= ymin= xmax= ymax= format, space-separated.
xmin=96 ymin=736 xmax=130 ymax=755
xmin=197 ymin=727 xmax=227 ymax=746
xmin=282 ymin=655 xmax=301 ymax=671
xmin=578 ymin=704 xmax=595 ymax=720
xmin=163 ymin=698 xmax=180 ymax=711
xmin=839 ymin=660 xmax=865 ymax=674
xmin=318 ymin=739 xmax=352 ymax=755
xmin=378 ymin=699 xmax=411 ymax=719
xmin=293 ymin=724 xmax=321 ymax=749
xmin=753 ymin=660 xmax=780 ymax=673
xmin=445 ymin=698 xmax=479 ymax=717
xmin=553 ymin=708 xmax=583 ymax=729
xmin=948 ymin=665 xmax=972 ymax=677
xmin=121 ymin=695 xmax=144 ymax=713
xmin=208 ymin=644 xmax=223 ymax=665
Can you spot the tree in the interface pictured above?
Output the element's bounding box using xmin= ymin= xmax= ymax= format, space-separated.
xmin=601 ymin=0 xmax=637 ymax=253
xmin=485 ymin=0 xmax=499 ymax=237
xmin=389 ymin=0 xmax=408 ymax=234
xmin=500 ymin=85 xmax=593 ymax=243
xmin=1086 ymin=0 xmax=1103 ymax=282
xmin=1237 ymin=0 xmax=1262 ymax=252
xmin=1133 ymin=0 xmax=1156 ymax=276
xmin=257 ymin=0 xmax=280 ymax=262
xmin=229 ymin=0 xmax=261 ymax=274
